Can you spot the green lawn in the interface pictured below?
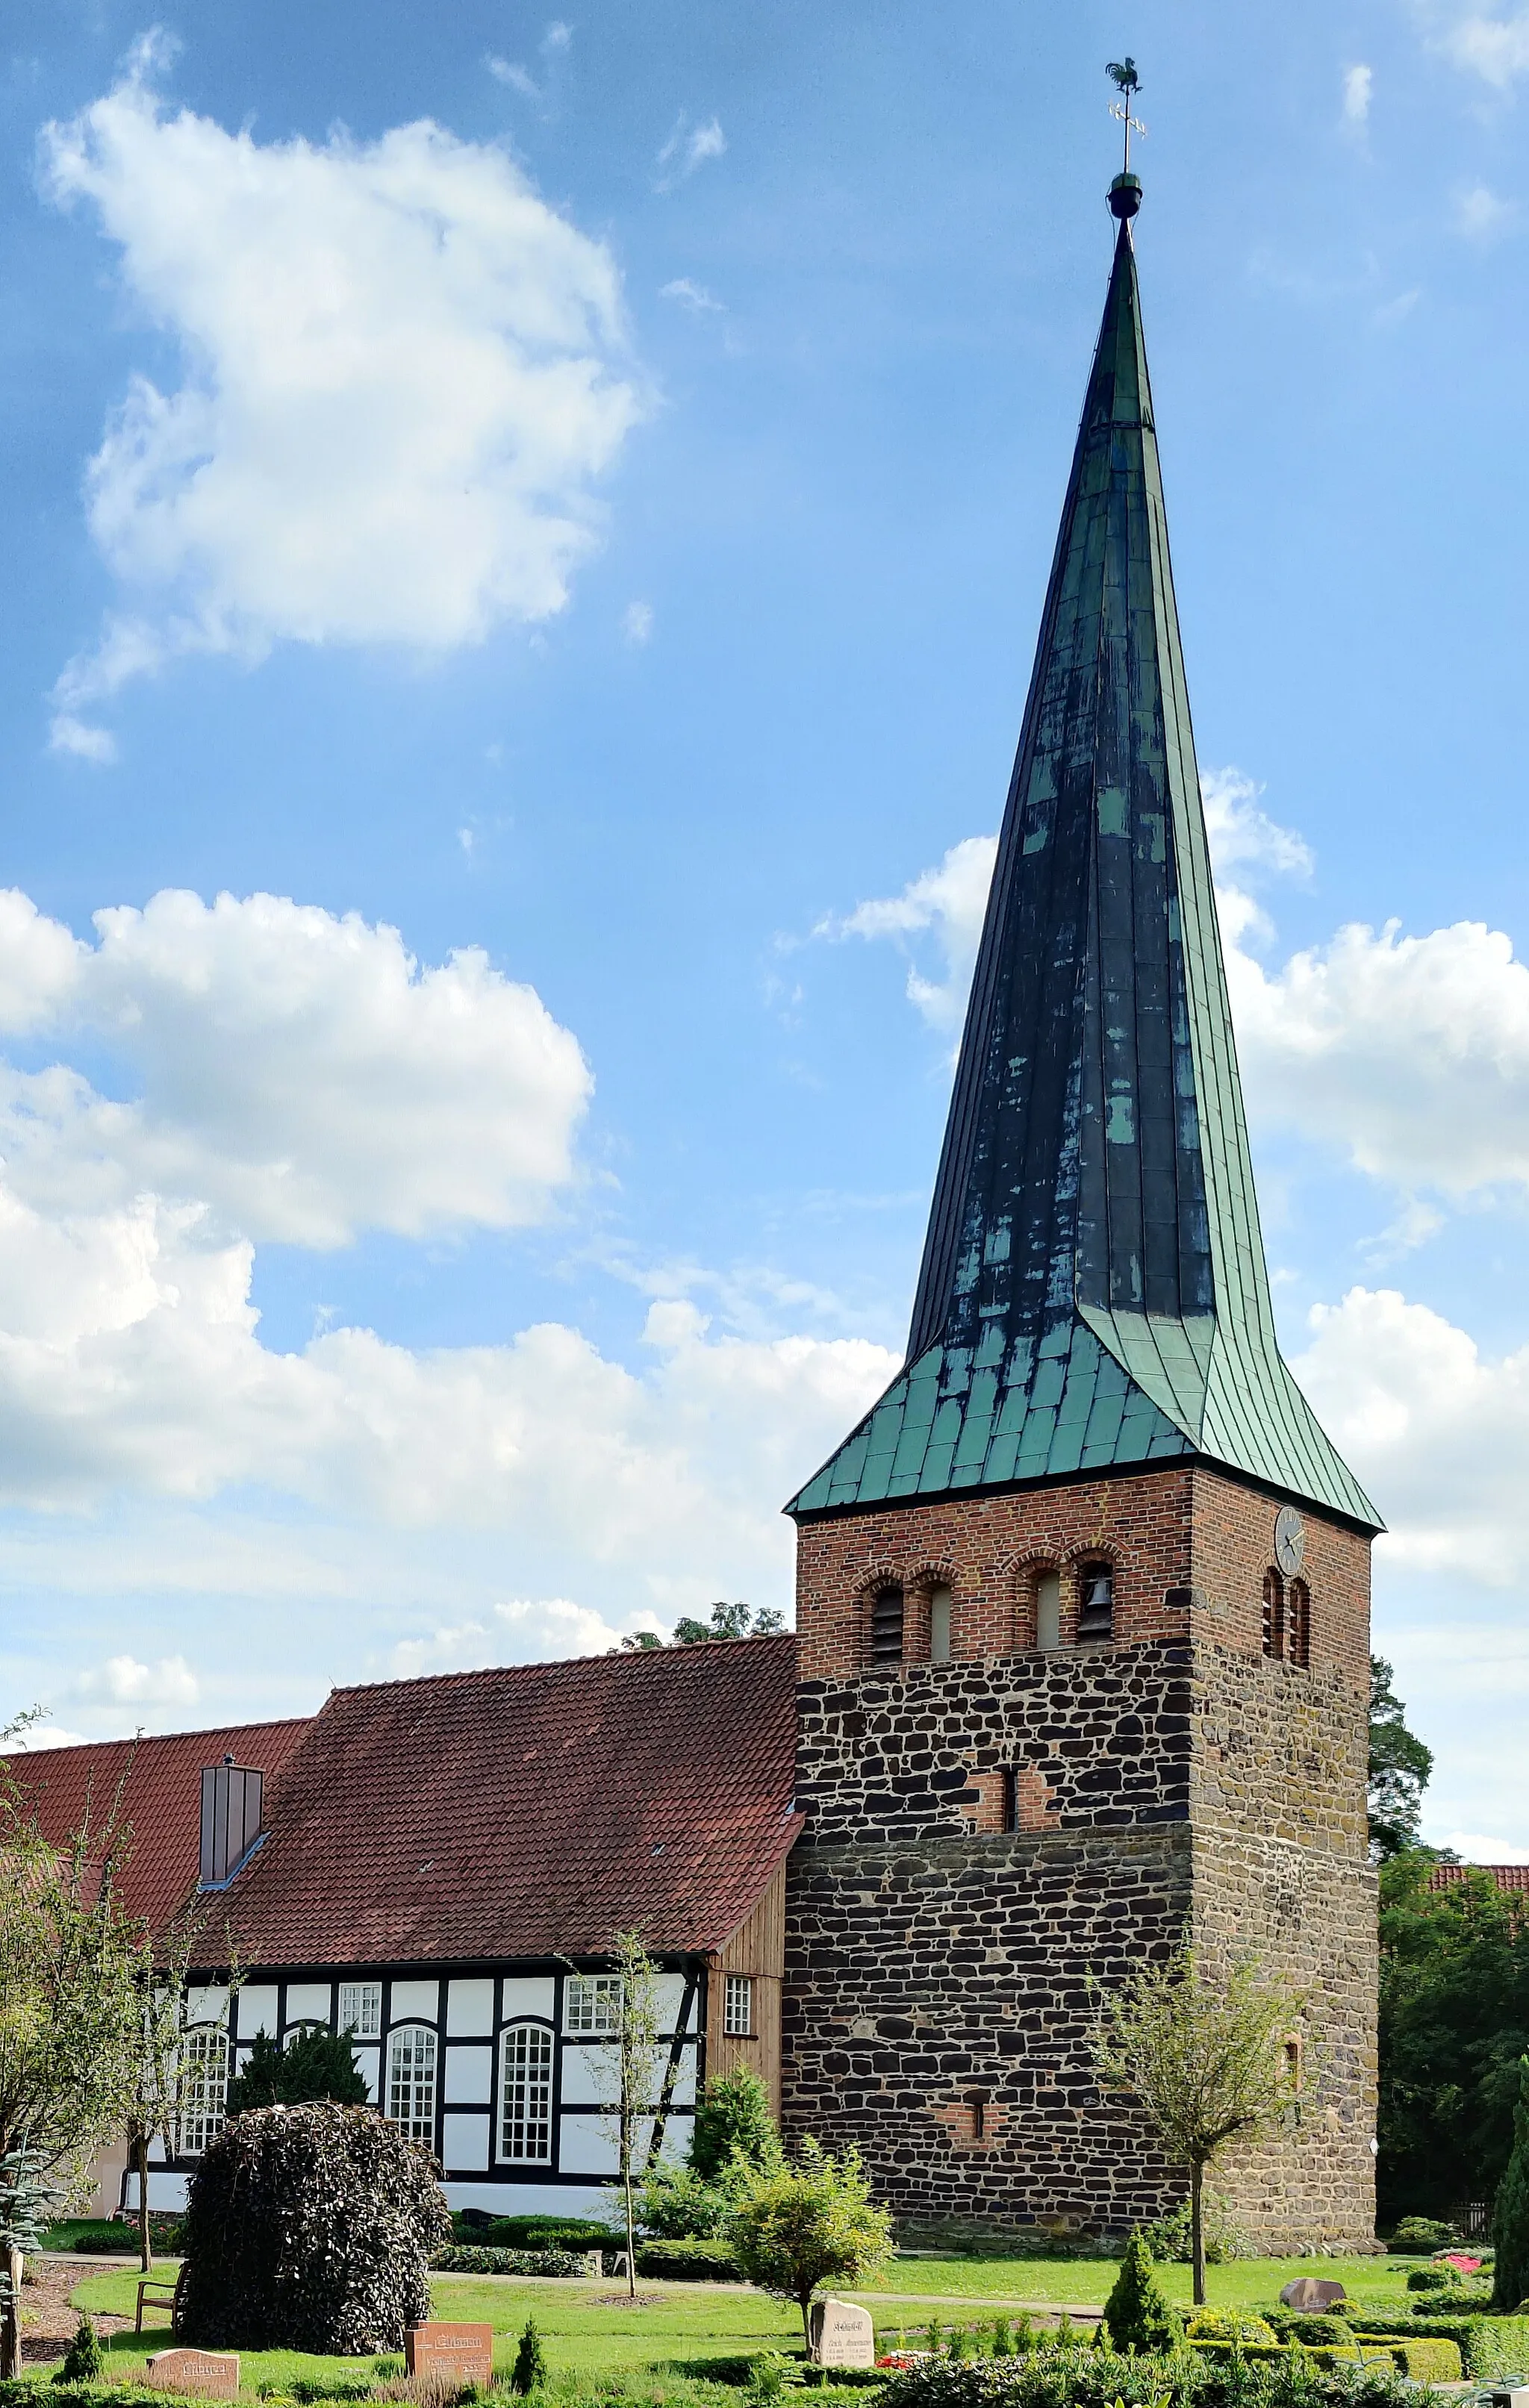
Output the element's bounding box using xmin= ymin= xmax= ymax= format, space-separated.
xmin=66 ymin=2254 xmax=1423 ymax=2394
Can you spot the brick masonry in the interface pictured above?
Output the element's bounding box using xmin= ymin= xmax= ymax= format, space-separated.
xmin=782 ymin=1462 xmax=1377 ymax=2249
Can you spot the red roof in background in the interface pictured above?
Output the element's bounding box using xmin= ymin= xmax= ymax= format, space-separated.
xmin=211 ymin=1636 xmax=801 ymax=1968
xmin=2 ymin=1720 xmax=311 ymax=1930
xmin=1429 ymin=1862 xmax=1529 ymax=1893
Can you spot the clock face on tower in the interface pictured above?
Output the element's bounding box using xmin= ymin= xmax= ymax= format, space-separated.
xmin=1274 ymin=1506 xmax=1305 ymax=1578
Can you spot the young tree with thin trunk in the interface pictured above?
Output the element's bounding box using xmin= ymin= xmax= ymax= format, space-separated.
xmin=0 ymin=1777 xmax=153 ymax=2372
xmin=1092 ymin=1946 xmax=1304 ymax=2306
xmin=608 ymin=1930 xmax=665 ymax=2301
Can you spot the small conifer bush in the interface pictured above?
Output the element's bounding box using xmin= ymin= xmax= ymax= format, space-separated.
xmin=177 ymin=2100 xmax=450 ymax=2353
xmin=1103 ymin=2236 xmax=1183 ymax=2356
xmin=54 ymin=2319 xmax=104 ymax=2384
xmin=511 ymin=2315 xmax=549 ymax=2395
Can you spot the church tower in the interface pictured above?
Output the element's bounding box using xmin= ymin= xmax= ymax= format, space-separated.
xmin=781 ymin=170 xmax=1380 ymax=2248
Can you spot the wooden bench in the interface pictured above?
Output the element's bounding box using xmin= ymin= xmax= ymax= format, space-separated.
xmin=135 ymin=2266 xmax=186 ymax=2338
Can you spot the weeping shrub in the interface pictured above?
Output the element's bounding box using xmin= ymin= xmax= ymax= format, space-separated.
xmin=177 ymin=2101 xmax=450 ymax=2354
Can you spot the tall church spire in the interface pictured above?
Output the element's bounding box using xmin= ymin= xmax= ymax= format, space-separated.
xmin=791 ymin=184 xmax=1378 ymax=1529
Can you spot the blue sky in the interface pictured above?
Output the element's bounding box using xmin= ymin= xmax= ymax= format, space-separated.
xmin=1 ymin=0 xmax=1527 ymax=1850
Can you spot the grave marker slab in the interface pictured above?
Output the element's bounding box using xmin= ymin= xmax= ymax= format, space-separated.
xmin=1277 ymin=2279 xmax=1348 ymax=2312
xmin=144 ymin=2351 xmax=240 ymax=2398
xmin=808 ymin=2300 xmax=876 ymax=2368
xmin=405 ymin=2323 xmax=495 ymax=2384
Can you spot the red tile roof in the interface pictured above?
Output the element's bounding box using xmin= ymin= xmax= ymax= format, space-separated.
xmin=1429 ymin=1862 xmax=1529 ymax=1892
xmin=208 ymin=1637 xmax=801 ymax=1968
xmin=2 ymin=1720 xmax=311 ymax=1930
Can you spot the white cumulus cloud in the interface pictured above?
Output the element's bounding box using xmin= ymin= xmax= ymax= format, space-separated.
xmin=819 ymin=835 xmax=997 ymax=1032
xmin=72 ymin=1650 xmax=199 ymax=1704
xmin=1342 ymin=63 xmax=1374 ymax=122
xmin=1454 ymin=181 xmax=1515 ymax=237
xmin=42 ymin=45 xmax=643 ymax=750
xmin=0 ymin=886 xmax=591 ymax=1248
xmin=1428 ymin=5 xmax=1529 ymax=83
xmin=655 ymin=116 xmax=726 ymax=192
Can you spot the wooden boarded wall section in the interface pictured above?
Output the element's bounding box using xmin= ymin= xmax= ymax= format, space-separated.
xmin=705 ymin=1864 xmax=786 ymax=2116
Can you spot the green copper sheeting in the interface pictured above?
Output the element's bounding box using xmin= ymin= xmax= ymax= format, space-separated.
xmin=788 ymin=211 xmax=1380 ymax=1532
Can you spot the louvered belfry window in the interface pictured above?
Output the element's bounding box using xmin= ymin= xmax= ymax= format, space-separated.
xmin=869 ymin=1585 xmax=904 ymax=1664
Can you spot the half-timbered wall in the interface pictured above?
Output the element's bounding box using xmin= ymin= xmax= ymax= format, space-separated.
xmin=133 ymin=1962 xmax=705 ymax=2216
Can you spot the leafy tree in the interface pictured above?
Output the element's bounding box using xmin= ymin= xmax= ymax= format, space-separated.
xmin=728 ymin=2139 xmax=894 ymax=2346
xmin=691 ymin=2068 xmax=781 ymax=2181
xmin=605 ymin=1931 xmax=666 ymax=2301
xmin=1377 ymin=1850 xmax=1529 ymax=2223
xmin=672 ymin=1604 xmax=786 ymax=1646
xmin=511 ymin=2314 xmax=549 ymax=2395
xmin=1493 ymin=2057 xmax=1529 ymax=2312
xmin=1102 ymin=2231 xmax=1182 ymax=2352
xmin=1092 ymin=1947 xmax=1302 ymax=2306
xmin=0 ymin=1780 xmax=156 ymax=2373
xmin=225 ymin=2025 xmax=368 ymax=2116
xmin=1370 ymin=1657 xmax=1435 ymax=1860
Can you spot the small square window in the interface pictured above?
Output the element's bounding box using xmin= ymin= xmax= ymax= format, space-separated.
xmin=567 ymin=1974 xmax=623 ymax=2033
xmin=338 ymin=1981 xmax=382 ymax=2039
xmin=723 ymin=1974 xmax=754 ymax=2037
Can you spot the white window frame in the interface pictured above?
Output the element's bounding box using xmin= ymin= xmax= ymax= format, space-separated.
xmin=386 ymin=2023 xmax=437 ymax=2145
xmin=338 ymin=1980 xmax=382 ymax=2039
xmin=178 ymin=2024 xmax=229 ymax=2157
xmin=499 ymin=2021 xmax=555 ymax=2163
xmin=566 ymin=1974 xmax=622 ymax=2034
xmin=723 ymin=1974 xmax=754 ymax=2037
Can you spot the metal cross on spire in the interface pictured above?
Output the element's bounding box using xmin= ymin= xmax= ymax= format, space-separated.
xmin=1106 ymin=57 xmax=1147 ymax=174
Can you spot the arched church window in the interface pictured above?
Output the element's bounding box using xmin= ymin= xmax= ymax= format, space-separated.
xmin=1287 ymin=1579 xmax=1310 ymax=1670
xmin=869 ymin=1585 xmax=903 ymax=1665
xmin=1262 ymin=1569 xmax=1285 ymax=1659
xmin=1076 ymin=1564 xmax=1114 ymax=1643
xmin=928 ymin=1585 xmax=953 ymax=1663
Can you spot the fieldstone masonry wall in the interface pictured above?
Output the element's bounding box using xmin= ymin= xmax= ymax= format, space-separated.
xmin=783 ymin=1463 xmax=1377 ymax=2249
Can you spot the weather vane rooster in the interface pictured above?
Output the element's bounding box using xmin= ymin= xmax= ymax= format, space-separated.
xmin=1106 ymin=57 xmax=1147 ymax=174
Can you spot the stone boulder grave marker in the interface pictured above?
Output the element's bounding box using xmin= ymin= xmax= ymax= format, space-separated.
xmin=808 ymin=2299 xmax=876 ymax=2368
xmin=144 ymin=2351 xmax=240 ymax=2398
xmin=1278 ymin=2279 xmax=1348 ymax=2312
xmin=405 ymin=2323 xmax=495 ymax=2385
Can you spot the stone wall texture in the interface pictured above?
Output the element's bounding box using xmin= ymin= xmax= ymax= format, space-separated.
xmin=782 ymin=1462 xmax=1377 ymax=2251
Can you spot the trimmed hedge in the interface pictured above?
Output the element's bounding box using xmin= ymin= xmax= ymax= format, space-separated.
xmin=178 ymin=2100 xmax=451 ymax=2354
xmin=1318 ymin=2310 xmax=1529 ymax=2377
xmin=451 ymin=2213 xmax=614 ymax=2250
xmin=431 ymin=2245 xmax=587 ymax=2277
xmin=875 ymin=2351 xmax=1425 ymax=2408
xmin=635 ymin=2239 xmax=740 ymax=2280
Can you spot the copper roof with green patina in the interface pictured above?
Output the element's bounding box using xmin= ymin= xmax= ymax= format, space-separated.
xmin=788 ymin=196 xmax=1381 ymax=1532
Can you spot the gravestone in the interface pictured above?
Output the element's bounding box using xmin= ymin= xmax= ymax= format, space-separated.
xmin=405 ymin=2323 xmax=496 ymax=2384
xmin=144 ymin=2350 xmax=240 ymax=2398
xmin=1278 ymin=2278 xmax=1348 ymax=2312
xmin=581 ymin=2251 xmax=604 ymax=2277
xmin=808 ymin=2299 xmax=876 ymax=2368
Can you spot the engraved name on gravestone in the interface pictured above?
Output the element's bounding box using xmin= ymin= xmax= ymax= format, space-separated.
xmin=808 ymin=2300 xmax=876 ymax=2368
xmin=144 ymin=2350 xmax=241 ymax=2398
xmin=405 ymin=2324 xmax=496 ymax=2384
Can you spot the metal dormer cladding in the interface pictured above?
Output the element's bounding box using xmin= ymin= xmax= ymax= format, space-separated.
xmin=788 ymin=191 xmax=1380 ymax=1531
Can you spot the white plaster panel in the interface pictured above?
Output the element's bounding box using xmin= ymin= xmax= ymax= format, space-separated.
xmin=186 ymin=1985 xmax=228 ymax=2026
xmin=559 ymin=2039 xmax=617 ymax=2106
xmin=556 ymin=2111 xmax=620 ymax=2176
xmin=500 ymin=1977 xmax=555 ymax=2021
xmin=445 ymin=2043 xmax=493 ymax=2105
xmin=663 ymin=2051 xmax=697 ymax=2108
xmin=446 ymin=1979 xmax=495 ymax=2036
xmin=390 ymin=1979 xmax=440 ymax=2023
xmin=654 ymin=1973 xmax=688 ymax=2030
xmin=284 ymin=1983 xmax=331 ymax=2025
xmin=441 ymin=2112 xmax=490 ymax=2172
xmin=237 ymin=1986 xmax=279 ymax=2041
xmin=355 ymin=2045 xmax=380 ymax=2104
xmin=443 ymin=2180 xmax=611 ymax=2217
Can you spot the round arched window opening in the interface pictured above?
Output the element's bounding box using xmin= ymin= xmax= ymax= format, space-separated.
xmin=869 ymin=1584 xmax=904 ymax=1665
xmin=1076 ymin=1564 xmax=1114 ymax=1643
